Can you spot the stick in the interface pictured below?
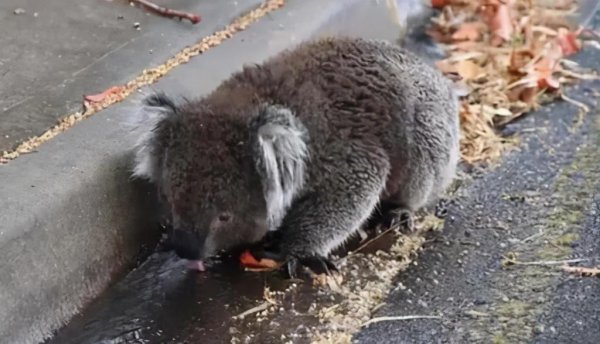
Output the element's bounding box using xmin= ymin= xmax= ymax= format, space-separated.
xmin=131 ymin=0 xmax=201 ymax=24
xmin=508 ymin=258 xmax=591 ymax=266
xmin=232 ymin=302 xmax=270 ymax=320
xmin=362 ymin=315 xmax=442 ymax=327
xmin=350 ymin=227 xmax=396 ymax=255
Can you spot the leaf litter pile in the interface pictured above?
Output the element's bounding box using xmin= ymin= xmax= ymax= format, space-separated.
xmin=431 ymin=0 xmax=597 ymax=164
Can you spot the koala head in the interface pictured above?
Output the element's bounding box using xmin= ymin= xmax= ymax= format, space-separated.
xmin=130 ymin=93 xmax=309 ymax=260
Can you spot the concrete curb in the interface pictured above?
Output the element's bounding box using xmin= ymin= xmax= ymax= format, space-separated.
xmin=0 ymin=1 xmax=427 ymax=343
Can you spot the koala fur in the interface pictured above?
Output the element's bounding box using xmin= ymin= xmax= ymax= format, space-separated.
xmin=130 ymin=36 xmax=460 ymax=268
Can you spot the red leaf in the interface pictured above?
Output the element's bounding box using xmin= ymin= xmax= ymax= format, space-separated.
xmin=84 ymin=86 xmax=125 ymax=103
xmin=239 ymin=250 xmax=281 ymax=271
xmin=491 ymin=4 xmax=514 ymax=44
xmin=431 ymin=0 xmax=450 ymax=8
xmin=534 ymin=57 xmax=560 ymax=89
xmin=555 ymin=28 xmax=582 ymax=56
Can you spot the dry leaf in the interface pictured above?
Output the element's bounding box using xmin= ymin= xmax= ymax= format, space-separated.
xmin=509 ymin=49 xmax=535 ymax=73
xmin=456 ymin=60 xmax=483 ymax=80
xmin=435 ymin=59 xmax=458 ymax=74
xmin=481 ymin=1 xmax=516 ymax=46
xmin=84 ymin=86 xmax=125 ymax=103
xmin=555 ymin=27 xmax=582 ymax=56
xmin=239 ymin=250 xmax=282 ymax=271
xmin=533 ymin=57 xmax=561 ymax=89
xmin=508 ymin=84 xmax=538 ymax=104
xmin=452 ymin=22 xmax=486 ymax=41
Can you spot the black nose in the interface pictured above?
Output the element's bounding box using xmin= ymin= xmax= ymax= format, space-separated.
xmin=169 ymin=229 xmax=202 ymax=260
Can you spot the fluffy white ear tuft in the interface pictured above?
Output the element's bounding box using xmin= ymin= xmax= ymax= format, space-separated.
xmin=127 ymin=93 xmax=178 ymax=182
xmin=251 ymin=105 xmax=309 ymax=231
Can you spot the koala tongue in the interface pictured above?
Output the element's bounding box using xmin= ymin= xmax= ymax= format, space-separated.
xmin=186 ymin=260 xmax=206 ymax=272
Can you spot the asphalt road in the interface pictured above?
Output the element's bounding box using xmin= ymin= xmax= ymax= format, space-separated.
xmin=354 ymin=9 xmax=600 ymax=344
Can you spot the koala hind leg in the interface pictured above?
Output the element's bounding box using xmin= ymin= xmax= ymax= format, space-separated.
xmin=251 ymin=142 xmax=390 ymax=276
xmin=381 ymin=170 xmax=437 ymax=233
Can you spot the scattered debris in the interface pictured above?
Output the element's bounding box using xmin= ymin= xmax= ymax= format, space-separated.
xmin=232 ymin=302 xmax=272 ymax=320
xmin=13 ymin=8 xmax=26 ymax=15
xmin=0 ymin=0 xmax=286 ymax=165
xmin=464 ymin=309 xmax=491 ymax=318
xmin=133 ymin=21 xmax=141 ymax=30
xmin=361 ymin=315 xmax=442 ymax=327
xmin=130 ymin=0 xmax=201 ymax=24
xmin=562 ymin=265 xmax=600 ymax=277
xmin=306 ymin=215 xmax=442 ymax=343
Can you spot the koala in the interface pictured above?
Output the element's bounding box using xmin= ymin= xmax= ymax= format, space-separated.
xmin=130 ymin=36 xmax=460 ymax=275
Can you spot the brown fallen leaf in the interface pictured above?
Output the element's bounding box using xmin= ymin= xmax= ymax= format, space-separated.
xmin=452 ymin=22 xmax=486 ymax=41
xmin=84 ymin=86 xmax=126 ymax=103
xmin=456 ymin=59 xmax=484 ymax=80
xmin=508 ymin=84 xmax=538 ymax=105
xmin=509 ymin=49 xmax=535 ymax=73
xmin=562 ymin=265 xmax=600 ymax=277
xmin=481 ymin=0 xmax=516 ymax=46
xmin=435 ymin=59 xmax=458 ymax=75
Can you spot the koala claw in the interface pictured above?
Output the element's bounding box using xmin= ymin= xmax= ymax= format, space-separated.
xmin=435 ymin=198 xmax=449 ymax=219
xmin=248 ymin=245 xmax=337 ymax=278
xmin=390 ymin=208 xmax=415 ymax=233
xmin=288 ymin=255 xmax=338 ymax=278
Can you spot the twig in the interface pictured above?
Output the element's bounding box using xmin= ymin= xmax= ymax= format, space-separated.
xmin=362 ymin=315 xmax=442 ymax=327
xmin=520 ymin=229 xmax=544 ymax=244
xmin=507 ymin=257 xmax=591 ymax=266
xmin=350 ymin=227 xmax=396 ymax=255
xmin=559 ymin=68 xmax=600 ymax=81
xmin=131 ymin=0 xmax=201 ymax=24
xmin=232 ymin=302 xmax=270 ymax=320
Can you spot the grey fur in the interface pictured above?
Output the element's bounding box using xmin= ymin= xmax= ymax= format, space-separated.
xmin=130 ymin=37 xmax=460 ymax=261
xmin=250 ymin=105 xmax=310 ymax=231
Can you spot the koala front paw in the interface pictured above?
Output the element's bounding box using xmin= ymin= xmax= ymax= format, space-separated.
xmin=246 ymin=244 xmax=338 ymax=278
xmin=389 ymin=208 xmax=415 ymax=233
xmin=287 ymin=254 xmax=339 ymax=278
xmin=435 ymin=198 xmax=449 ymax=219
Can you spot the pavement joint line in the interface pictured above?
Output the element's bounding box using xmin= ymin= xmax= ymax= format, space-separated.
xmin=0 ymin=0 xmax=286 ymax=165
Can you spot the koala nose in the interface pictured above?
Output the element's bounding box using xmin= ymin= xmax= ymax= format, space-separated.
xmin=170 ymin=229 xmax=203 ymax=260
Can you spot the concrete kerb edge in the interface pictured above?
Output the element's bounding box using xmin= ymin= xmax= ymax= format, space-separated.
xmin=0 ymin=0 xmax=418 ymax=343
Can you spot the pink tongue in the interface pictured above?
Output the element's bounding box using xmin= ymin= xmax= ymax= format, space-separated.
xmin=186 ymin=260 xmax=206 ymax=272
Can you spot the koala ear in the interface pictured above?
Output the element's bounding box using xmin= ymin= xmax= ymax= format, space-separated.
xmin=128 ymin=93 xmax=179 ymax=182
xmin=250 ymin=105 xmax=310 ymax=231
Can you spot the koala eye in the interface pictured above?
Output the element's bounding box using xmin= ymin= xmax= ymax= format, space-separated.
xmin=218 ymin=212 xmax=232 ymax=223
